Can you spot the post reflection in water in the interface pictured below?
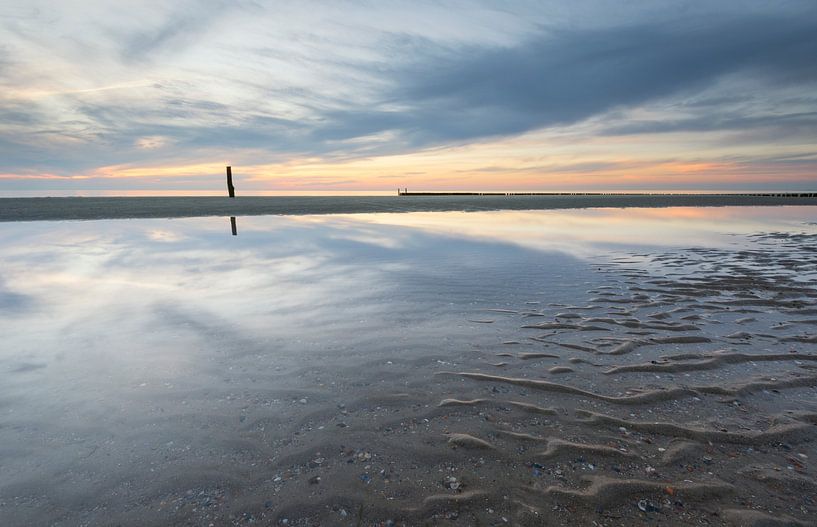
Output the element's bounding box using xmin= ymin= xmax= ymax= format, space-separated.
xmin=230 ymin=216 xmax=237 ymax=236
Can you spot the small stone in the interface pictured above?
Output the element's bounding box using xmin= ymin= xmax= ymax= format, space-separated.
xmin=444 ymin=476 xmax=462 ymax=490
xmin=637 ymin=499 xmax=659 ymax=512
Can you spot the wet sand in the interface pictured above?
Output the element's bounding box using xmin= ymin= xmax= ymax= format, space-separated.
xmin=2 ymin=194 xmax=817 ymax=222
xmin=261 ymin=229 xmax=817 ymax=526
xmin=1 ymin=210 xmax=816 ymax=526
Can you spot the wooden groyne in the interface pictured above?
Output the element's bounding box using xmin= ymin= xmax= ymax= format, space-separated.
xmin=397 ymin=190 xmax=817 ymax=197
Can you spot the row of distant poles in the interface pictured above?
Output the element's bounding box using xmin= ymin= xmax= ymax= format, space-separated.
xmin=226 ymin=166 xmax=237 ymax=235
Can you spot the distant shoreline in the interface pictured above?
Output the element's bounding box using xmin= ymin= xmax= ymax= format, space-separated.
xmin=1 ymin=193 xmax=815 ymax=222
xmin=396 ymin=191 xmax=817 ymax=197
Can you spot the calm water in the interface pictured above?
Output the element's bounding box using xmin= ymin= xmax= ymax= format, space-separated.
xmin=1 ymin=206 xmax=816 ymax=525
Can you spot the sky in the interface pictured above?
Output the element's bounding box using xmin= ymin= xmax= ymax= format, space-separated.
xmin=1 ymin=0 xmax=816 ymax=193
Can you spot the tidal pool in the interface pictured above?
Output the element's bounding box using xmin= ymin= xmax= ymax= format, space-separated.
xmin=1 ymin=207 xmax=816 ymax=526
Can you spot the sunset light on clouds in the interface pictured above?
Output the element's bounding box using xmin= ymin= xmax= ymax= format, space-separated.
xmin=1 ymin=0 xmax=816 ymax=192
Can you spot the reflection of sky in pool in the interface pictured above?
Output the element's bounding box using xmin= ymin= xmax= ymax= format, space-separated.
xmin=2 ymin=206 xmax=817 ymax=393
xmin=1 ymin=206 xmax=816 ymax=523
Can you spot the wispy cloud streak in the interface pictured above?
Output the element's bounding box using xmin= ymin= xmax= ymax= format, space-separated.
xmin=0 ymin=1 xmax=815 ymax=189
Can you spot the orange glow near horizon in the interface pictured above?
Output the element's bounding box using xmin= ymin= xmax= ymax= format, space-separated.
xmin=2 ymin=3 xmax=816 ymax=195
xmin=2 ymin=127 xmax=815 ymax=190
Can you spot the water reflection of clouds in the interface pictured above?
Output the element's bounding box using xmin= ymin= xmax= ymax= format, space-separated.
xmin=335 ymin=207 xmax=817 ymax=257
xmin=146 ymin=228 xmax=188 ymax=243
xmin=0 ymin=213 xmax=585 ymax=365
xmin=4 ymin=207 xmax=815 ymax=381
xmin=0 ymin=278 xmax=33 ymax=314
xmin=2 ymin=207 xmax=816 ymax=526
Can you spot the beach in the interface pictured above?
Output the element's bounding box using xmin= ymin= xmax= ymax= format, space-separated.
xmin=4 ymin=0 xmax=817 ymax=523
xmin=1 ymin=205 xmax=816 ymax=526
xmin=1 ymin=194 xmax=817 ymax=222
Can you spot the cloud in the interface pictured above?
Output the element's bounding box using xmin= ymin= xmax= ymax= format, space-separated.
xmin=325 ymin=10 xmax=817 ymax=146
xmin=1 ymin=1 xmax=816 ymax=188
xmin=114 ymin=0 xmax=244 ymax=63
xmin=0 ymin=45 xmax=9 ymax=73
xmin=135 ymin=135 xmax=172 ymax=149
xmin=599 ymin=109 xmax=817 ymax=137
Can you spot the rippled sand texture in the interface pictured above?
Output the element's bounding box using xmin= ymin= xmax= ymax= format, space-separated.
xmin=256 ymin=231 xmax=817 ymax=526
xmin=1 ymin=217 xmax=816 ymax=526
xmin=427 ymin=231 xmax=817 ymax=526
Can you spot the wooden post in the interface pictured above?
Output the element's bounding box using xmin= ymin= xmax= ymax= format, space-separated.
xmin=226 ymin=166 xmax=235 ymax=198
xmin=230 ymin=216 xmax=237 ymax=236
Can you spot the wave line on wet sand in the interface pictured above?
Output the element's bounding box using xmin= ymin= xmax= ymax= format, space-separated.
xmin=435 ymin=371 xmax=817 ymax=404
